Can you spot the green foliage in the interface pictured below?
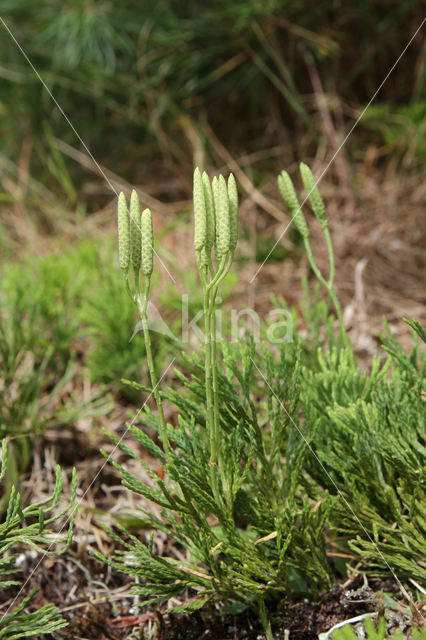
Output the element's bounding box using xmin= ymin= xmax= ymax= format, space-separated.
xmin=79 ymin=264 xmax=157 ymax=394
xmin=0 ymin=284 xmax=100 ymax=437
xmin=301 ymin=322 xmax=425 ymax=580
xmin=0 ymin=440 xmax=76 ymax=638
xmin=98 ymin=338 xmax=334 ymax=611
xmin=0 ymin=237 xmax=178 ymax=401
xmin=102 ymin=315 xmax=426 ymax=622
xmin=0 ymin=268 xmax=108 ymax=509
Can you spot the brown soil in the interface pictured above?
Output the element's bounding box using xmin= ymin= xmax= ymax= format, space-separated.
xmin=1 ymin=552 xmax=415 ymax=640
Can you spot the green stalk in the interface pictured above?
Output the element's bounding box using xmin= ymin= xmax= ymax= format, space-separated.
xmin=197 ymin=250 xmax=220 ymax=502
xmin=124 ymin=276 xmax=133 ymax=300
xmin=208 ymin=252 xmax=234 ymax=507
xmin=322 ymin=226 xmax=346 ymax=343
xmin=203 ymin=286 xmax=215 ymax=462
xmin=303 ymin=237 xmax=345 ymax=344
xmin=258 ymin=598 xmax=273 ymax=640
xmin=136 ymin=278 xmax=170 ymax=459
xmin=204 ymin=281 xmax=222 ymax=505
xmin=323 ymin=226 xmax=335 ymax=289
xmin=210 ymin=281 xmax=230 ymax=505
xmin=210 ymin=285 xmax=220 ymax=465
xmin=206 ymin=255 xmax=227 ymax=292
xmin=201 ymin=250 xmax=234 ymax=507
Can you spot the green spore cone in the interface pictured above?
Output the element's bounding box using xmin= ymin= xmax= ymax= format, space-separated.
xmin=141 ymin=208 xmax=154 ymax=276
xmin=215 ymin=175 xmax=231 ymax=261
xmin=277 ymin=171 xmax=309 ymax=238
xmin=193 ymin=167 xmax=207 ymax=251
xmin=227 ymin=173 xmax=238 ymax=252
xmin=130 ymin=189 xmax=142 ymax=274
xmin=117 ymin=192 xmax=130 ymax=275
xmin=300 ymin=163 xmax=327 ymax=229
xmin=202 ymin=171 xmax=216 ymax=251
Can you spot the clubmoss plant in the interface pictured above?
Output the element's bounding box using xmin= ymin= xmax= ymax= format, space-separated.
xmin=103 ymin=168 xmax=425 ymax=639
xmin=192 ymin=167 xmax=239 ymax=505
xmin=100 ymin=169 xmax=338 ymax=640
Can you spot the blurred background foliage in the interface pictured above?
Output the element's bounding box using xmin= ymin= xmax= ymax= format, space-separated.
xmin=0 ymin=0 xmax=424 ymax=217
xmin=0 ymin=0 xmax=424 ymax=485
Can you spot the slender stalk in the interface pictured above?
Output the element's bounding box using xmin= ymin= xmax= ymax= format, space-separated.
xmin=323 ymin=227 xmax=335 ymax=289
xmin=201 ymin=250 xmax=234 ymax=507
xmin=124 ymin=277 xmax=133 ymax=300
xmin=210 ymin=281 xmax=231 ymax=506
xmin=258 ymin=598 xmax=273 ymax=640
xmin=206 ymin=253 xmax=229 ymax=292
xmin=210 ymin=285 xmax=220 ymax=465
xmin=203 ymin=287 xmax=215 ymax=463
xmin=197 ymin=250 xmax=220 ymax=501
xmin=322 ymin=227 xmax=347 ymax=343
xmin=303 ymin=238 xmax=345 ymax=343
xmin=303 ymin=238 xmax=328 ymax=291
xmin=136 ymin=278 xmax=170 ymax=459
xmin=204 ymin=281 xmax=221 ymax=504
xmin=208 ymin=251 xmax=234 ymax=507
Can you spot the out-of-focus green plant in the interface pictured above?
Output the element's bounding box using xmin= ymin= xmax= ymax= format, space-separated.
xmin=0 ymin=250 xmax=109 ymax=510
xmin=0 ymin=236 xmax=183 ymax=403
xmin=0 ymin=0 xmax=422 ymax=207
xmin=361 ymin=101 xmax=426 ymax=166
xmin=0 ymin=439 xmax=76 ymax=639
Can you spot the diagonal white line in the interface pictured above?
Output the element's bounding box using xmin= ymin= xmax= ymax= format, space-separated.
xmin=0 ymin=357 xmax=176 ymax=623
xmin=250 ymin=357 xmax=424 ymax=619
xmin=0 ymin=16 xmax=176 ymax=284
xmin=250 ymin=17 xmax=426 ymax=284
